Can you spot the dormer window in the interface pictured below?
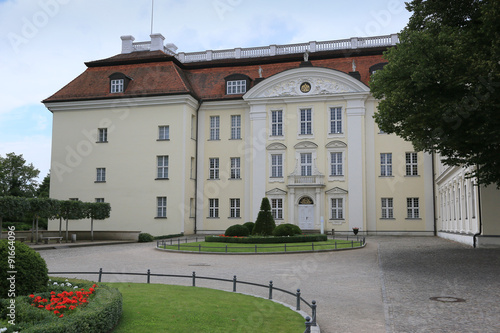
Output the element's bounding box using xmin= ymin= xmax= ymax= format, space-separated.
xmin=369 ymin=62 xmax=388 ymax=75
xmin=109 ymin=72 xmax=132 ymax=93
xmin=225 ymin=74 xmax=251 ymax=95
xmin=110 ymin=79 xmax=124 ymax=93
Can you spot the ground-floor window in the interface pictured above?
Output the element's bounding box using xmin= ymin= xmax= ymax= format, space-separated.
xmin=157 ymin=197 xmax=167 ymax=218
xmin=230 ymin=198 xmax=240 ymax=218
xmin=209 ymin=198 xmax=219 ymax=218
xmin=407 ymin=197 xmax=419 ymax=219
xmin=271 ymin=198 xmax=283 ymax=220
xmin=331 ymin=198 xmax=343 ymax=219
xmin=381 ymin=198 xmax=393 ymax=219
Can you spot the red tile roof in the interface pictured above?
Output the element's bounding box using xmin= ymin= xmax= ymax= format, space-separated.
xmin=43 ymin=47 xmax=388 ymax=104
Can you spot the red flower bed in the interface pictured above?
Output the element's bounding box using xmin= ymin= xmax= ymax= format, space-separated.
xmin=29 ymin=284 xmax=98 ymax=318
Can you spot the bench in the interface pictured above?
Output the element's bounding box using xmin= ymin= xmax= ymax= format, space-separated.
xmin=41 ymin=236 xmax=63 ymax=244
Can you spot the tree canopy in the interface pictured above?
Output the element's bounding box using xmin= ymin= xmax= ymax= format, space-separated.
xmin=0 ymin=152 xmax=40 ymax=197
xmin=370 ymin=0 xmax=500 ymax=186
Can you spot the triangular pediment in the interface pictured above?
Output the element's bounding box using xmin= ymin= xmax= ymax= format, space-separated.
xmin=326 ymin=140 xmax=347 ymax=148
xmin=325 ymin=187 xmax=348 ymax=195
xmin=266 ymin=188 xmax=287 ymax=195
xmin=243 ymin=67 xmax=369 ymax=100
xmin=294 ymin=141 xmax=318 ymax=149
xmin=267 ymin=143 xmax=287 ymax=150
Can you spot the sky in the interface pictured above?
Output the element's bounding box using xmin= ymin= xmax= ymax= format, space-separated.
xmin=0 ymin=0 xmax=412 ymax=182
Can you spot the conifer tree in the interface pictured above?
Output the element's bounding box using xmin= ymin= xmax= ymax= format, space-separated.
xmin=252 ymin=197 xmax=276 ymax=236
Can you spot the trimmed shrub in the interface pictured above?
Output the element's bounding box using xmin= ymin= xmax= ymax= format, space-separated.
xmin=206 ymin=234 xmax=327 ymax=244
xmin=243 ymin=222 xmax=255 ymax=234
xmin=0 ymin=240 xmax=48 ymax=298
xmin=138 ymin=233 xmax=154 ymax=242
xmin=225 ymin=224 xmax=250 ymax=237
xmin=5 ymin=279 xmax=122 ymax=333
xmin=252 ymin=198 xmax=276 ymax=236
xmin=273 ymin=224 xmax=302 ymax=237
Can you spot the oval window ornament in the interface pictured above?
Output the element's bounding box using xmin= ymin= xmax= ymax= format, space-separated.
xmin=300 ymin=82 xmax=311 ymax=93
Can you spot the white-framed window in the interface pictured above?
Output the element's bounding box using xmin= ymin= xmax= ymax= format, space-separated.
xmin=191 ymin=115 xmax=196 ymax=140
xmin=158 ymin=126 xmax=169 ymax=140
xmin=98 ymin=128 xmax=107 ymax=142
xmin=405 ymin=152 xmax=418 ymax=176
xmin=231 ymin=115 xmax=241 ymax=139
xmin=271 ymin=110 xmax=283 ymax=136
xmin=96 ymin=168 xmax=106 ymax=182
xmin=157 ymin=197 xmax=167 ymax=218
xmin=230 ymin=157 xmax=241 ymax=179
xmin=381 ymin=198 xmax=394 ymax=219
xmin=300 ymin=153 xmax=312 ymax=176
xmin=380 ymin=153 xmax=392 ymax=176
xmin=331 ymin=198 xmax=343 ymax=219
xmin=209 ymin=198 xmax=219 ymax=218
xmin=190 ymin=157 xmax=196 ymax=179
xmin=300 ymin=108 xmax=312 ymax=135
xmin=110 ymin=79 xmax=124 ymax=93
xmin=271 ymin=154 xmax=283 ymax=178
xmin=230 ymin=198 xmax=240 ymax=218
xmin=227 ymin=80 xmax=246 ymax=94
xmin=209 ymin=158 xmax=219 ymax=179
xmin=210 ymin=116 xmax=220 ymax=140
xmin=95 ymin=198 xmax=105 ymax=203
xmin=330 ymin=152 xmax=343 ymax=176
xmin=407 ymin=197 xmax=419 ymax=219
xmin=271 ymin=198 xmax=283 ymax=220
xmin=329 ymin=107 xmax=342 ymax=134
xmin=157 ymin=156 xmax=169 ymax=179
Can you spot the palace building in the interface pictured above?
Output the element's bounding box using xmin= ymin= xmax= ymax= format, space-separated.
xmin=44 ymin=33 xmax=499 ymax=246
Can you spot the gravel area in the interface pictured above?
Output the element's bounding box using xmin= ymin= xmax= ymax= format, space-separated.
xmin=37 ymin=236 xmax=500 ymax=333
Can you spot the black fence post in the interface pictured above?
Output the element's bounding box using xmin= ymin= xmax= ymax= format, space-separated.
xmin=199 ymin=244 xmax=201 ymax=252
xmin=351 ymin=240 xmax=354 ymax=248
xmin=255 ymin=245 xmax=257 ymax=253
xmin=178 ymin=238 xmax=180 ymax=250
xmin=233 ymin=275 xmax=237 ymax=292
xmin=296 ymin=289 xmax=301 ymax=311
xmin=311 ymin=300 xmax=317 ymax=326
xmin=269 ymin=281 xmax=273 ymax=299
xmin=225 ymin=245 xmax=228 ymax=253
xmin=311 ymin=242 xmax=314 ymax=251
xmin=192 ymin=271 xmax=196 ymax=287
xmin=304 ymin=316 xmax=311 ymax=333
xmin=98 ymin=268 xmax=102 ymax=282
xmin=147 ymin=269 xmax=151 ymax=284
xmin=285 ymin=244 xmax=287 ymax=252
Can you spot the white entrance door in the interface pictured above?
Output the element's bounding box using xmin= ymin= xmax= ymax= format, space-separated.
xmin=298 ymin=204 xmax=314 ymax=230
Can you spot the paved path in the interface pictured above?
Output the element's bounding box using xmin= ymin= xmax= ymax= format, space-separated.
xmin=37 ymin=236 xmax=500 ymax=333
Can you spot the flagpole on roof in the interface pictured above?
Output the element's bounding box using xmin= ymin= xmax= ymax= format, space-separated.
xmin=150 ymin=0 xmax=154 ymax=35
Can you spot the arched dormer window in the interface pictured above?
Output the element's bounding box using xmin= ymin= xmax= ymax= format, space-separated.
xmin=109 ymin=72 xmax=132 ymax=93
xmin=369 ymin=62 xmax=388 ymax=75
xmin=225 ymin=74 xmax=251 ymax=95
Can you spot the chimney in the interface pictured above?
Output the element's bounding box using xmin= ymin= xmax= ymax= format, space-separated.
xmin=121 ymin=35 xmax=135 ymax=54
xmin=150 ymin=33 xmax=165 ymax=51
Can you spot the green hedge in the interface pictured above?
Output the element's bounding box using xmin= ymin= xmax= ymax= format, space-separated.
xmin=205 ymin=234 xmax=327 ymax=244
xmin=2 ymin=278 xmax=122 ymax=333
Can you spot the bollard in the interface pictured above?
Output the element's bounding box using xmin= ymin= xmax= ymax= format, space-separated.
xmin=311 ymin=300 xmax=317 ymax=326
xmin=147 ymin=269 xmax=151 ymax=284
xmin=233 ymin=275 xmax=237 ymax=292
xmin=304 ymin=316 xmax=311 ymax=333
xmin=98 ymin=268 xmax=103 ymax=282
xmin=269 ymin=281 xmax=273 ymax=299
xmin=192 ymin=271 xmax=196 ymax=287
xmin=296 ymin=289 xmax=301 ymax=311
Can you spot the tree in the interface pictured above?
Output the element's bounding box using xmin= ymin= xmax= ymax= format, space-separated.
xmin=37 ymin=173 xmax=50 ymax=198
xmin=84 ymin=202 xmax=111 ymax=241
xmin=0 ymin=196 xmax=29 ymax=232
xmin=252 ymin=197 xmax=276 ymax=236
xmin=0 ymin=152 xmax=40 ymax=197
xmin=370 ymin=0 xmax=500 ymax=186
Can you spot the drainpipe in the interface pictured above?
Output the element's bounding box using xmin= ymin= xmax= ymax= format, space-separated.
xmin=193 ymin=100 xmax=202 ymax=234
xmin=473 ymin=181 xmax=482 ymax=248
xmin=431 ymin=153 xmax=437 ymax=236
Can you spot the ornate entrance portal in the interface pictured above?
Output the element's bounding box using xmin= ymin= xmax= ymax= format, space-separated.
xmin=298 ymin=196 xmax=314 ymax=230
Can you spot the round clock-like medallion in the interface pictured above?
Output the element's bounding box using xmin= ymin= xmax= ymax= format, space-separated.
xmin=300 ymin=82 xmax=311 ymax=93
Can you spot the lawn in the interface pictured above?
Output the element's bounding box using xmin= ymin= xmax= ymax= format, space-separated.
xmin=108 ymin=283 xmax=305 ymax=333
xmin=159 ymin=239 xmax=364 ymax=253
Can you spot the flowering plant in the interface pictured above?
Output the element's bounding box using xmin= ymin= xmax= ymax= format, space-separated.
xmin=29 ymin=284 xmax=98 ymax=318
